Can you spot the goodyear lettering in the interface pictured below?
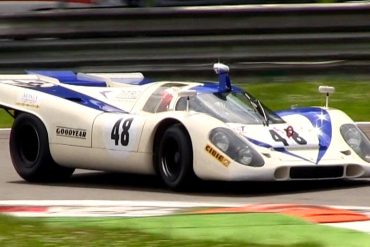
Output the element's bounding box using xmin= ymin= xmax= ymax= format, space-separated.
xmin=56 ymin=127 xmax=87 ymax=139
xmin=205 ymin=144 xmax=230 ymax=167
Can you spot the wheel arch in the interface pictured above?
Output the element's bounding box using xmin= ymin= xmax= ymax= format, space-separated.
xmin=9 ymin=111 xmax=74 ymax=182
xmin=9 ymin=108 xmax=51 ymax=137
xmin=152 ymin=118 xmax=193 ymax=171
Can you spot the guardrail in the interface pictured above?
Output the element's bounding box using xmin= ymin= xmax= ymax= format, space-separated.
xmin=1 ymin=3 xmax=370 ymax=76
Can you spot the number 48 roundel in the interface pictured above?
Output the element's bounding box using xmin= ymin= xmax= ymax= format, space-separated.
xmin=269 ymin=127 xmax=307 ymax=146
xmin=111 ymin=118 xmax=134 ymax=146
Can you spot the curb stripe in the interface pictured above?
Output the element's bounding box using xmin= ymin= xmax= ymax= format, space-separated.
xmin=193 ymin=204 xmax=370 ymax=223
xmin=1 ymin=200 xmax=369 ymax=233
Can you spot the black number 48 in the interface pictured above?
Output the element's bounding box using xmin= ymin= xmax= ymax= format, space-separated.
xmin=269 ymin=129 xmax=307 ymax=146
xmin=111 ymin=118 xmax=134 ymax=146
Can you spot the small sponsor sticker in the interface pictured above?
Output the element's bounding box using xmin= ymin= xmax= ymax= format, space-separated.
xmin=205 ymin=144 xmax=230 ymax=167
xmin=16 ymin=92 xmax=40 ymax=108
xmin=56 ymin=127 xmax=87 ymax=139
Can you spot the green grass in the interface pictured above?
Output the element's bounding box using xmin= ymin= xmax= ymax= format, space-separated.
xmin=0 ymin=109 xmax=12 ymax=128
xmin=237 ymin=77 xmax=370 ymax=121
xmin=1 ymin=213 xmax=369 ymax=247
xmin=1 ymin=77 xmax=370 ymax=128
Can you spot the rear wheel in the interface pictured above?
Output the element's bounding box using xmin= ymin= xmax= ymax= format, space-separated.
xmin=10 ymin=113 xmax=74 ymax=182
xmin=155 ymin=124 xmax=194 ymax=190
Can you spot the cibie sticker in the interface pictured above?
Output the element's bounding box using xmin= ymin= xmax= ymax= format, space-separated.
xmin=205 ymin=144 xmax=230 ymax=167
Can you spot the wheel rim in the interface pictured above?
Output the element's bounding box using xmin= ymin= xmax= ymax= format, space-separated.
xmin=17 ymin=124 xmax=40 ymax=168
xmin=161 ymin=137 xmax=182 ymax=182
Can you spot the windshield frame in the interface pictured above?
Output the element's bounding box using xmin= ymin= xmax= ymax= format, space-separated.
xmin=175 ymin=90 xmax=285 ymax=125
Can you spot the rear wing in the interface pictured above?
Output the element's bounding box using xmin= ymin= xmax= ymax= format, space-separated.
xmin=26 ymin=70 xmax=150 ymax=87
xmin=78 ymin=72 xmax=147 ymax=87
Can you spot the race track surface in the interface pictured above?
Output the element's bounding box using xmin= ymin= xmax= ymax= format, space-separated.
xmin=1 ymin=129 xmax=370 ymax=207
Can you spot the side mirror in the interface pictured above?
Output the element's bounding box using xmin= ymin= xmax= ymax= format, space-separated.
xmin=178 ymin=89 xmax=197 ymax=98
xmin=318 ymin=86 xmax=335 ymax=108
xmin=213 ymin=63 xmax=229 ymax=75
xmin=178 ymin=90 xmax=197 ymax=112
xmin=318 ymin=86 xmax=335 ymax=95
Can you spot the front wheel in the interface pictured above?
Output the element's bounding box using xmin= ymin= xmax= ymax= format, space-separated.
xmin=10 ymin=113 xmax=74 ymax=182
xmin=155 ymin=124 xmax=194 ymax=190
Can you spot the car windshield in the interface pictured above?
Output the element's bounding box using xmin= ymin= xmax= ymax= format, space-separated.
xmin=176 ymin=91 xmax=285 ymax=125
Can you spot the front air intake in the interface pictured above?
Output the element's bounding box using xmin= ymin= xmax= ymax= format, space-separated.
xmin=290 ymin=166 xmax=344 ymax=179
xmin=346 ymin=164 xmax=365 ymax=178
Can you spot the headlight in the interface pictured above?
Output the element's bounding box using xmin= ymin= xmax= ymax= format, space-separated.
xmin=237 ymin=147 xmax=253 ymax=165
xmin=209 ymin=128 xmax=264 ymax=167
xmin=210 ymin=131 xmax=229 ymax=152
xmin=340 ymin=124 xmax=370 ymax=162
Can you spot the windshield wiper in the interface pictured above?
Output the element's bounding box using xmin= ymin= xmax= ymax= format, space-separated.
xmin=244 ymin=93 xmax=269 ymax=126
xmin=256 ymin=99 xmax=269 ymax=126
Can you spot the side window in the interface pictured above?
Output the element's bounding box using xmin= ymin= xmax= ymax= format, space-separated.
xmin=143 ymin=87 xmax=165 ymax=113
xmin=175 ymin=96 xmax=208 ymax=114
xmin=143 ymin=83 xmax=185 ymax=113
xmin=175 ymin=97 xmax=187 ymax=111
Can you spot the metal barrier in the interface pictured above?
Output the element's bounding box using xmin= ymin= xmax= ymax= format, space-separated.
xmin=1 ymin=3 xmax=370 ymax=76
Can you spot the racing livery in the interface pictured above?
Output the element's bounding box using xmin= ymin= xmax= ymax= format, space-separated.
xmin=1 ymin=63 xmax=370 ymax=189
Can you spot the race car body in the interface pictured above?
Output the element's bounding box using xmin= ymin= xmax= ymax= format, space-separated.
xmin=1 ymin=64 xmax=370 ymax=189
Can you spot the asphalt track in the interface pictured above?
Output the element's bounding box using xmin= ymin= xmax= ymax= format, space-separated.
xmin=1 ymin=129 xmax=370 ymax=207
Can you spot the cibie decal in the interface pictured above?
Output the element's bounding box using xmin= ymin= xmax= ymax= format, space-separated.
xmin=205 ymin=144 xmax=230 ymax=167
xmin=56 ymin=127 xmax=87 ymax=139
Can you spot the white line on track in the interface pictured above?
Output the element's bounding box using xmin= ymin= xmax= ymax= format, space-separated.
xmin=0 ymin=200 xmax=242 ymax=218
xmin=0 ymin=200 xmax=242 ymax=208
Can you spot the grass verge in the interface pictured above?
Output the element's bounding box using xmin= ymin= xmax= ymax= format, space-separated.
xmin=0 ymin=109 xmax=12 ymax=128
xmin=1 ymin=213 xmax=369 ymax=247
xmin=239 ymin=77 xmax=370 ymax=121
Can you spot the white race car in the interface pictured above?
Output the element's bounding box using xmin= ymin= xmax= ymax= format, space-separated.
xmin=1 ymin=63 xmax=370 ymax=190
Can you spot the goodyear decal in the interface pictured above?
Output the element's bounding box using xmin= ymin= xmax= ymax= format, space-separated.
xmin=205 ymin=144 xmax=230 ymax=167
xmin=56 ymin=127 xmax=87 ymax=139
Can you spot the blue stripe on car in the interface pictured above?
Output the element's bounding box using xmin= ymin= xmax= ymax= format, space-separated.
xmin=27 ymin=70 xmax=107 ymax=87
xmin=277 ymin=107 xmax=332 ymax=164
xmin=14 ymin=83 xmax=125 ymax=113
xmin=247 ymin=137 xmax=315 ymax=164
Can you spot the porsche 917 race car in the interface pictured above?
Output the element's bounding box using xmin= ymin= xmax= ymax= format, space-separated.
xmin=1 ymin=63 xmax=370 ymax=190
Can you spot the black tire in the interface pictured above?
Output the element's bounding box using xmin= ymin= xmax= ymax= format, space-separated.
xmin=155 ymin=124 xmax=194 ymax=190
xmin=9 ymin=113 xmax=74 ymax=182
